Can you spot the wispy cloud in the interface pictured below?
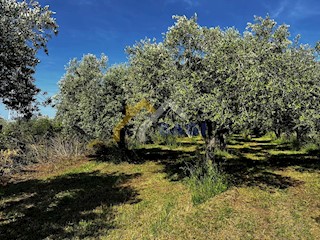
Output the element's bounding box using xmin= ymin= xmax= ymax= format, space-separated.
xmin=267 ymin=0 xmax=320 ymax=20
xmin=270 ymin=0 xmax=288 ymax=18
xmin=289 ymin=0 xmax=320 ymax=19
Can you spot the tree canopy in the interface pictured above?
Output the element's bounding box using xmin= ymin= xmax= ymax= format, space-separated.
xmin=0 ymin=0 xmax=58 ymax=118
xmin=55 ymin=54 xmax=128 ymax=143
xmin=56 ymin=15 xmax=320 ymax=159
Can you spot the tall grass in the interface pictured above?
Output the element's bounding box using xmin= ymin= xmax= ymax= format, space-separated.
xmin=183 ymin=160 xmax=228 ymax=205
xmin=151 ymin=132 xmax=181 ymax=149
xmin=28 ymin=135 xmax=87 ymax=162
xmin=270 ymin=132 xmax=320 ymax=152
xmin=0 ymin=135 xmax=87 ymax=181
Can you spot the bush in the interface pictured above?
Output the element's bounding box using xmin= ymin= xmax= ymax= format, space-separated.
xmin=87 ymin=139 xmax=109 ymax=155
xmin=86 ymin=139 xmax=128 ymax=163
xmin=264 ymin=131 xmax=277 ymax=140
xmin=29 ymin=135 xmax=87 ymax=162
xmin=0 ymin=149 xmax=18 ymax=177
xmin=183 ymin=160 xmax=228 ymax=205
xmin=150 ymin=131 xmax=180 ymax=148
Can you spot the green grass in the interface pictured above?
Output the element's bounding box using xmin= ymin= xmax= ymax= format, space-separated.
xmin=1 ymin=135 xmax=320 ymax=239
xmin=184 ymin=160 xmax=228 ymax=205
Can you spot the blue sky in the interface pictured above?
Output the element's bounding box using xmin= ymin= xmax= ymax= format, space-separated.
xmin=1 ymin=0 xmax=319 ymax=119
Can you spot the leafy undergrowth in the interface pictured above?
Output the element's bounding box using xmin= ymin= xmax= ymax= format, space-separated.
xmin=0 ymin=136 xmax=320 ymax=239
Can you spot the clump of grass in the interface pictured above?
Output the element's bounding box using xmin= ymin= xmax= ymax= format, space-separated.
xmin=183 ymin=160 xmax=228 ymax=205
xmin=264 ymin=131 xmax=277 ymax=140
xmin=301 ymin=143 xmax=320 ymax=154
xmin=150 ymin=131 xmax=181 ymax=149
xmin=272 ymin=134 xmax=302 ymax=150
xmin=241 ymin=129 xmax=252 ymax=141
xmin=214 ymin=148 xmax=233 ymax=161
xmin=0 ymin=149 xmax=19 ymax=184
xmin=164 ymin=134 xmax=181 ymax=148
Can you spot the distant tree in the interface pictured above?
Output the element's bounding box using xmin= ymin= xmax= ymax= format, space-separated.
xmin=244 ymin=16 xmax=320 ymax=140
xmin=0 ymin=0 xmax=58 ymax=118
xmin=56 ymin=54 xmax=128 ymax=147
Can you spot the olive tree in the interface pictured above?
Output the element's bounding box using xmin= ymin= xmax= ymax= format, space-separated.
xmin=0 ymin=0 xmax=58 ymax=118
xmin=243 ymin=16 xmax=320 ymax=140
xmin=56 ymin=54 xmax=108 ymax=138
xmin=161 ymin=15 xmax=319 ymax=158
xmin=55 ymin=54 xmax=129 ymax=148
xmin=164 ymin=15 xmax=244 ymax=158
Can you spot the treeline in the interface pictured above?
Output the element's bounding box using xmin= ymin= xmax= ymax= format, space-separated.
xmin=55 ymin=15 xmax=320 ymax=159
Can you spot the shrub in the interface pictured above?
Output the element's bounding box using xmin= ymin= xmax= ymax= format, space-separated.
xmin=0 ymin=149 xmax=18 ymax=176
xmin=86 ymin=139 xmax=128 ymax=163
xmin=164 ymin=134 xmax=180 ymax=148
xmin=302 ymin=143 xmax=319 ymax=154
xmin=264 ymin=131 xmax=277 ymax=140
xmin=87 ymin=139 xmax=109 ymax=155
xmin=34 ymin=135 xmax=87 ymax=161
xmin=149 ymin=127 xmax=181 ymax=148
xmin=183 ymin=160 xmax=228 ymax=205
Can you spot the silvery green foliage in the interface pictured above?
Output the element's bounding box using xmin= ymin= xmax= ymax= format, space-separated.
xmin=56 ymin=15 xmax=319 ymax=147
xmin=126 ymin=39 xmax=176 ymax=107
xmin=243 ymin=16 xmax=320 ymax=136
xmin=125 ymin=39 xmax=180 ymax=134
xmin=56 ymin=54 xmax=127 ymax=139
xmin=163 ymin=15 xmax=319 ymax=138
xmin=0 ymin=0 xmax=58 ymax=117
xmin=164 ymin=15 xmax=241 ymax=132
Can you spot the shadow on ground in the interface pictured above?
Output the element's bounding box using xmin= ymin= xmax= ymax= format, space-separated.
xmin=0 ymin=171 xmax=140 ymax=240
xmin=132 ymin=137 xmax=319 ymax=191
xmin=133 ymin=147 xmax=199 ymax=181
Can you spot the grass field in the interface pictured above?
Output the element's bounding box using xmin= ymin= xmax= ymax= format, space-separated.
xmin=0 ymin=135 xmax=319 ymax=239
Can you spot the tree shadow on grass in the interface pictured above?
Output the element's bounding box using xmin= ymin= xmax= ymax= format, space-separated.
xmin=132 ymin=144 xmax=305 ymax=190
xmin=224 ymin=139 xmax=319 ymax=190
xmin=133 ymin=137 xmax=319 ymax=191
xmin=0 ymin=171 xmax=140 ymax=240
xmin=133 ymin=148 xmax=199 ymax=181
xmin=86 ymin=136 xmax=319 ymax=192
